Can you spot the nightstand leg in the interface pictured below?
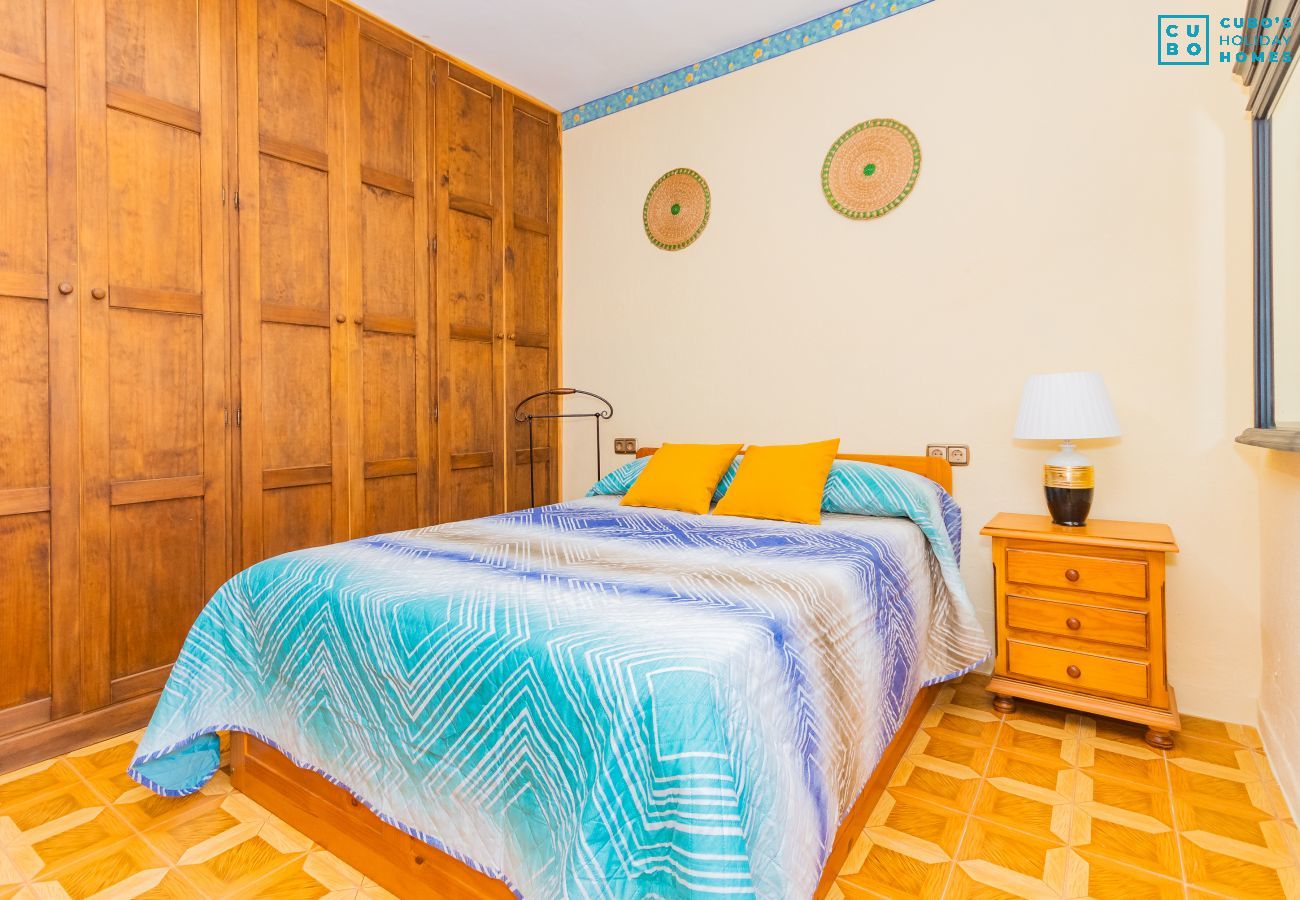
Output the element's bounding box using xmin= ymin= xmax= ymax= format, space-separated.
xmin=992 ymin=694 xmax=1017 ymax=714
xmin=1144 ymin=728 xmax=1175 ymax=750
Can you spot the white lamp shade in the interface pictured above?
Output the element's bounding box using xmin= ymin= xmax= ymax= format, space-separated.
xmin=1014 ymin=371 xmax=1121 ymax=441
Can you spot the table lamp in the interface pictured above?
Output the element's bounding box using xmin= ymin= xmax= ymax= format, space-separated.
xmin=1014 ymin=371 xmax=1121 ymax=526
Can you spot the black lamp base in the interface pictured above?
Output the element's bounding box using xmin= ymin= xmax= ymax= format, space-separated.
xmin=1045 ymin=485 xmax=1093 ymax=527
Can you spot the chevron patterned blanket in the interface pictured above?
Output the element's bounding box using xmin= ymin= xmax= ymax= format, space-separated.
xmin=130 ymin=495 xmax=987 ymax=899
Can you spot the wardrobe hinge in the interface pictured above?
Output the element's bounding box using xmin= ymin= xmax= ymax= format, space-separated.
xmin=224 ymin=407 xmax=229 ymax=426
xmin=233 ymin=191 xmax=241 ymax=211
xmin=235 ymin=407 xmax=242 ymax=427
xmin=429 ymin=236 xmax=437 ymax=254
xmin=433 ymin=401 xmax=439 ymax=422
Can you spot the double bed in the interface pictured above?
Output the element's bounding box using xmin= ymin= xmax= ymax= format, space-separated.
xmin=128 ymin=451 xmax=987 ymax=899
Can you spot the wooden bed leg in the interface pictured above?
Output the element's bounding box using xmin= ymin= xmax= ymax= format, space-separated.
xmin=992 ymin=694 xmax=1017 ymax=714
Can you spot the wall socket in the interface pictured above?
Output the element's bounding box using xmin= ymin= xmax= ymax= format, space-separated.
xmin=613 ymin=438 xmax=638 ymax=455
xmin=925 ymin=444 xmax=971 ymax=466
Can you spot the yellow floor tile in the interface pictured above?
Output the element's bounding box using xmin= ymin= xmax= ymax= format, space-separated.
xmin=24 ymin=837 xmax=170 ymax=899
xmin=1067 ymin=850 xmax=1186 ymax=899
xmin=952 ymin=817 xmax=1071 ymax=898
xmin=973 ymin=750 xmax=1077 ymax=843
xmin=1070 ymin=772 xmax=1183 ymax=880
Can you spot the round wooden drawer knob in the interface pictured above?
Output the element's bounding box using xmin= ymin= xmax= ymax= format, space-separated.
xmin=1066 ymin=664 xmax=1082 ymax=679
xmin=1066 ymin=617 xmax=1081 ymax=630
xmin=58 ymin=282 xmax=73 ymax=295
xmin=336 ymin=314 xmax=346 ymax=323
xmin=1064 ymin=568 xmax=1080 ymax=582
xmin=91 ymin=287 xmax=106 ymax=300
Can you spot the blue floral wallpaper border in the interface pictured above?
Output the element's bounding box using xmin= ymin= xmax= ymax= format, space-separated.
xmin=562 ymin=0 xmax=935 ymax=130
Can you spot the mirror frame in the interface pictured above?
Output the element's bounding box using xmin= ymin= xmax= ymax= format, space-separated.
xmin=1237 ymin=8 xmax=1300 ymax=450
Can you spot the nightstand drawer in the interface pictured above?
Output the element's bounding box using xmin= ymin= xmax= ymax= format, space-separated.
xmin=1005 ymin=549 xmax=1148 ymax=598
xmin=1006 ymin=640 xmax=1149 ymax=701
xmin=1006 ymin=595 xmax=1148 ymax=648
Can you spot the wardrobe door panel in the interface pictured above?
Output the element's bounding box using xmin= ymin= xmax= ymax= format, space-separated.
xmin=105 ymin=0 xmax=198 ymax=110
xmin=504 ymin=95 xmax=558 ymax=512
xmin=238 ymin=0 xmax=347 ymax=564
xmin=435 ymin=60 xmax=502 ymax=523
xmin=256 ymin=0 xmax=328 ymax=155
xmin=78 ymin=0 xmax=227 ymax=708
xmin=260 ymin=322 xmax=332 ymax=470
xmin=0 ymin=513 xmax=53 ymax=726
xmin=0 ymin=0 xmax=43 ymax=61
xmin=109 ymin=497 xmax=203 ymax=684
xmin=347 ymin=23 xmax=431 ymax=537
xmin=507 ymin=345 xmax=554 ymax=509
xmin=0 ymin=79 xmax=48 ymax=289
xmin=0 ymin=0 xmax=77 ymax=736
xmin=258 ymin=156 xmax=330 ymax=311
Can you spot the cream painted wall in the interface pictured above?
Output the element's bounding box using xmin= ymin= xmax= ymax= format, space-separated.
xmin=1256 ymin=456 xmax=1300 ymax=816
xmin=560 ymin=0 xmax=1263 ymax=722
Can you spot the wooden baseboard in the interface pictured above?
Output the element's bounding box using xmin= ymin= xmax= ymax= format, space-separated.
xmin=0 ymin=691 xmax=161 ymax=775
xmin=232 ymin=684 xmax=940 ymax=899
xmin=987 ymin=675 xmax=1180 ymax=730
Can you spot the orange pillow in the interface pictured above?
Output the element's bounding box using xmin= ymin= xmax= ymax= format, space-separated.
xmin=620 ymin=443 xmax=743 ymax=514
xmin=712 ymin=439 xmax=841 ymax=524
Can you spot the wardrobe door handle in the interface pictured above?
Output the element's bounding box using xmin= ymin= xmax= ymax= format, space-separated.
xmin=1066 ymin=665 xmax=1081 ymax=679
xmin=1065 ymin=617 xmax=1081 ymax=630
xmin=507 ymin=332 xmax=516 ymax=341
xmin=336 ymin=314 xmax=346 ymax=323
xmin=91 ymin=287 xmax=106 ymax=300
xmin=1064 ymin=568 xmax=1080 ymax=582
xmin=494 ymin=332 xmax=504 ymax=341
xmin=58 ymin=282 xmax=73 ymax=295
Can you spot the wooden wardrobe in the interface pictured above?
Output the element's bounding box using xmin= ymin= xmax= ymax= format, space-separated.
xmin=0 ymin=0 xmax=561 ymax=772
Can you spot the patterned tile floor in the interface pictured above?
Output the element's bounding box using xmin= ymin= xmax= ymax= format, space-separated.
xmin=830 ymin=674 xmax=1299 ymax=899
xmin=0 ymin=673 xmax=1294 ymax=899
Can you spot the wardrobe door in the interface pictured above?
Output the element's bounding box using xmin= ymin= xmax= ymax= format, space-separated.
xmin=237 ymin=0 xmax=348 ymax=564
xmin=0 ymin=0 xmax=78 ymax=735
xmin=433 ymin=58 xmax=503 ymax=523
xmin=77 ymin=0 xmax=229 ymax=707
xmin=345 ymin=17 xmax=433 ymax=537
xmin=503 ymin=94 xmax=559 ymax=511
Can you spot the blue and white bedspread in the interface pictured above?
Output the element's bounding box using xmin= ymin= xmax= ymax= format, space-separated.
xmin=130 ymin=490 xmax=988 ymax=899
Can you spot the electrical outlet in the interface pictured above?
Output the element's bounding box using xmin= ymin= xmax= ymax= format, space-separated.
xmin=925 ymin=444 xmax=948 ymax=460
xmin=614 ymin=438 xmax=638 ymax=455
xmin=947 ymin=445 xmax=970 ymax=466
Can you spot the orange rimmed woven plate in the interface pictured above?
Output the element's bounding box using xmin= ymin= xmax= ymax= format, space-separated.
xmin=643 ymin=168 xmax=711 ymax=250
xmin=822 ymin=119 xmax=921 ymax=219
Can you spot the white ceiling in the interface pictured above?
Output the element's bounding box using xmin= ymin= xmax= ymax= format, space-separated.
xmin=357 ymin=0 xmax=844 ymax=111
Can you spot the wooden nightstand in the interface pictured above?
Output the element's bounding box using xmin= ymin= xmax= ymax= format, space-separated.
xmin=980 ymin=513 xmax=1180 ymax=749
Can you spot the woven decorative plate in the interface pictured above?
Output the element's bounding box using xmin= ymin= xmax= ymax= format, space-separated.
xmin=643 ymin=168 xmax=711 ymax=250
xmin=822 ymin=119 xmax=921 ymax=219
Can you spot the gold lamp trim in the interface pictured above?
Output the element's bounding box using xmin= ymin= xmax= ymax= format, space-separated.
xmin=1044 ymin=465 xmax=1095 ymax=489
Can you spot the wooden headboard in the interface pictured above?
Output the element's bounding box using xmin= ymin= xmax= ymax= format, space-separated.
xmin=634 ymin=447 xmax=953 ymax=494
